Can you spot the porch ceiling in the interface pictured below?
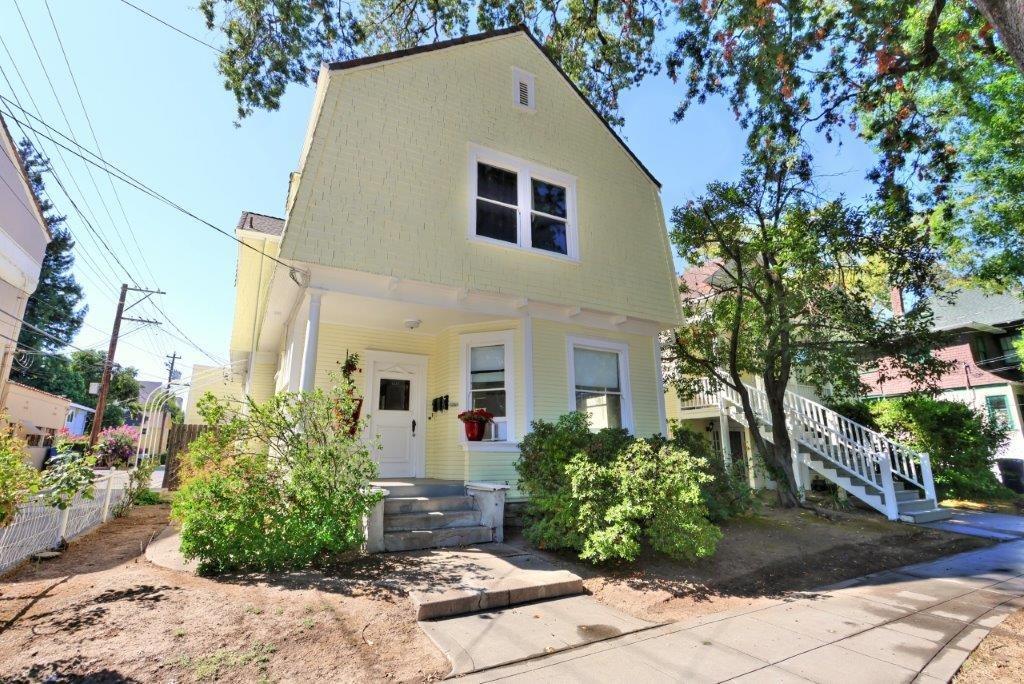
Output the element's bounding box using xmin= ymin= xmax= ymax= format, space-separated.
xmin=318 ymin=291 xmax=504 ymax=334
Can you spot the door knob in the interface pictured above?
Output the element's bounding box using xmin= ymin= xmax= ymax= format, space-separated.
xmin=411 ymin=419 xmax=417 ymax=435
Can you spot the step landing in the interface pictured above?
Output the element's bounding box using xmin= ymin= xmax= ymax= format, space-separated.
xmin=403 ymin=544 xmax=585 ymax=620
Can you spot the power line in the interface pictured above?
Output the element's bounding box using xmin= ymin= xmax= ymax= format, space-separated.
xmin=116 ymin=0 xmax=224 ymax=53
xmin=0 ymin=37 xmax=133 ymax=293
xmin=0 ymin=100 xmax=296 ymax=271
xmin=11 ymin=0 xmax=151 ymax=290
xmin=43 ymin=0 xmax=162 ymax=289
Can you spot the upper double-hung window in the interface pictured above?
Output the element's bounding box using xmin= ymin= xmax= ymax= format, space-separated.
xmin=470 ymin=147 xmax=578 ymax=260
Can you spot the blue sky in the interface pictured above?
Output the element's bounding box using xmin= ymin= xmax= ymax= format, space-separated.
xmin=0 ymin=1 xmax=878 ymax=388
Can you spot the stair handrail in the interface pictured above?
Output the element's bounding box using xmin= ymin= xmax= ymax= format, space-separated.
xmin=711 ymin=378 xmax=927 ymax=493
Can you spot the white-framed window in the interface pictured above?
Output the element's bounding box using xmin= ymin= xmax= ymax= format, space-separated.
xmin=469 ymin=145 xmax=578 ymax=260
xmin=567 ymin=336 xmax=633 ymax=433
xmin=460 ymin=330 xmax=516 ymax=442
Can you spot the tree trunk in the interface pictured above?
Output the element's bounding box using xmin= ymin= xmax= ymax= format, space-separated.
xmin=731 ymin=376 xmax=800 ymax=507
xmin=974 ymin=0 xmax=1024 ymax=73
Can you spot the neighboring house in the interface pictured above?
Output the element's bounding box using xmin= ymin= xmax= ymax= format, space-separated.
xmin=0 ymin=112 xmax=49 ymax=408
xmin=183 ymin=364 xmax=244 ymax=424
xmin=665 ymin=264 xmax=949 ymax=523
xmin=64 ymin=402 xmax=95 ymax=437
xmin=4 ymin=381 xmax=69 ymax=468
xmin=861 ymin=287 xmax=1024 ymax=461
xmin=228 ymin=28 xmax=681 ymax=549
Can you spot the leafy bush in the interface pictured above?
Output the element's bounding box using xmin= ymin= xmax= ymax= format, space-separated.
xmin=870 ymin=395 xmax=1010 ymax=499
xmin=172 ymin=366 xmax=382 ymax=574
xmin=0 ymin=420 xmax=39 ymax=527
xmin=665 ymin=424 xmax=758 ymax=522
xmin=41 ymin=446 xmax=97 ymax=510
xmin=826 ymin=398 xmax=879 ymax=431
xmin=113 ymin=460 xmax=157 ymax=517
xmin=94 ymin=425 xmax=139 ymax=467
xmin=516 ymin=413 xmax=721 ymax=564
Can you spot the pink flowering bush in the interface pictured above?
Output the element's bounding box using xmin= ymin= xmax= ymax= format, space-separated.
xmin=95 ymin=425 xmax=139 ymax=467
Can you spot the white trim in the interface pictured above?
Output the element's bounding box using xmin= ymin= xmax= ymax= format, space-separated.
xmin=566 ymin=335 xmax=634 ymax=433
xmin=459 ymin=329 xmax=516 ymax=443
xmin=654 ymin=336 xmax=667 ymax=436
xmin=522 ymin=316 xmax=534 ymax=429
xmin=460 ymin=441 xmax=520 ymax=453
xmin=512 ymin=67 xmax=536 ymax=111
xmin=0 ymin=227 xmax=43 ymax=294
xmin=467 ymin=144 xmax=579 ymax=261
xmin=362 ymin=349 xmax=429 ymax=478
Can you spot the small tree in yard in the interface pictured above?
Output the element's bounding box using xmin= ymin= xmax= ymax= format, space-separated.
xmin=665 ymin=148 xmax=950 ymax=508
xmin=173 ymin=362 xmax=381 ymax=574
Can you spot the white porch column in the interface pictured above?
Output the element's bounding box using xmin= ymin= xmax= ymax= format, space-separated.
xmin=718 ymin=399 xmax=732 ymax=466
xmin=299 ymin=291 xmax=322 ymax=392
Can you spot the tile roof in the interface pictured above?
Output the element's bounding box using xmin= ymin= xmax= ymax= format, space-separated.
xmin=236 ymin=211 xmax=285 ymax=236
xmin=930 ymin=287 xmax=1024 ymax=331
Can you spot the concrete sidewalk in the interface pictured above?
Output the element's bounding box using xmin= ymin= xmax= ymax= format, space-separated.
xmin=922 ymin=509 xmax=1024 ymax=541
xmin=462 ymin=541 xmax=1024 ymax=683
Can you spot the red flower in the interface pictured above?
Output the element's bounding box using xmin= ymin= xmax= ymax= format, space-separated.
xmin=457 ymin=409 xmax=494 ymax=424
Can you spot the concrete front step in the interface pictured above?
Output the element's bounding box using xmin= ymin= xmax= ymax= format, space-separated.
xmin=899 ymin=498 xmax=940 ymax=514
xmin=385 ymin=509 xmax=481 ymax=532
xmin=377 ymin=481 xmax=467 ymax=498
xmin=900 ymin=507 xmax=954 ymax=524
xmin=896 ymin=489 xmax=921 ymax=502
xmin=384 ymin=525 xmax=493 ymax=552
xmin=385 ymin=495 xmax=476 ymax=515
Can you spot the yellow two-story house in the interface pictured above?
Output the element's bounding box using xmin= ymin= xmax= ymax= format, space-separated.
xmin=228 ymin=27 xmax=680 ymax=532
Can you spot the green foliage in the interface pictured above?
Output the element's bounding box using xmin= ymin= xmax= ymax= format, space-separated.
xmin=666 ymin=424 xmax=757 ymax=523
xmin=8 ymin=140 xmax=85 ymax=357
xmin=666 ymin=152 xmax=948 ymax=505
xmin=197 ymin=0 xmax=663 ymax=125
xmin=870 ymin=395 xmax=1011 ymax=500
xmin=113 ymin=460 xmax=158 ymax=517
xmin=40 ymin=447 xmax=97 ymax=510
xmin=0 ymin=421 xmax=40 ymax=527
xmin=826 ymin=399 xmax=879 ymax=431
xmin=172 ymin=369 xmax=382 ymax=574
xmin=516 ymin=413 xmax=721 ymax=564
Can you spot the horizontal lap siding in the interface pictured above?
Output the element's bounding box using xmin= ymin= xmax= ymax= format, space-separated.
xmin=531 ymin=319 xmax=661 ymax=437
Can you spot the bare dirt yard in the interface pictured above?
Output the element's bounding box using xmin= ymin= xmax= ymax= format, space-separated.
xmin=0 ymin=501 xmax=993 ymax=683
xmin=510 ymin=503 xmax=995 ymax=624
xmin=956 ymin=605 xmax=1024 ymax=682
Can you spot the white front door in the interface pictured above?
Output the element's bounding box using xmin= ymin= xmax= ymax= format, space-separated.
xmin=365 ymin=352 xmax=426 ymax=478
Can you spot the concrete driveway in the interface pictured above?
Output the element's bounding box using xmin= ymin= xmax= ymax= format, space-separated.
xmin=462 ymin=541 xmax=1024 ymax=683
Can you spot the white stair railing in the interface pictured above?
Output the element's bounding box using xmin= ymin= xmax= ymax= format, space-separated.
xmin=710 ymin=379 xmax=933 ymax=503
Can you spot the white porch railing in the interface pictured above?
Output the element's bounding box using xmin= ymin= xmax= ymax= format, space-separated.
xmin=0 ymin=470 xmax=124 ymax=574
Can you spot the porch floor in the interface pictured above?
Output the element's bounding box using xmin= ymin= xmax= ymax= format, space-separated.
xmin=373 ymin=479 xmax=465 ymax=499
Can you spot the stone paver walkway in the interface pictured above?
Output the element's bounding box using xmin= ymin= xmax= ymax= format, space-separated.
xmin=462 ymin=541 xmax=1024 ymax=683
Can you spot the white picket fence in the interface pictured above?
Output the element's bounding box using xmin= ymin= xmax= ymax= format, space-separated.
xmin=0 ymin=470 xmax=125 ymax=574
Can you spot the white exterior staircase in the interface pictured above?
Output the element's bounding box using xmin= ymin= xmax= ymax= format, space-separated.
xmin=710 ymin=381 xmax=951 ymax=523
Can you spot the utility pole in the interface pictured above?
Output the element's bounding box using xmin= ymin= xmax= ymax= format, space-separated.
xmin=155 ymin=351 xmax=181 ymax=456
xmin=89 ymin=283 xmax=163 ymax=446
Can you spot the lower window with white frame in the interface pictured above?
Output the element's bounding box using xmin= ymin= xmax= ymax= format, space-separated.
xmin=569 ymin=338 xmax=632 ymax=432
xmin=462 ymin=331 xmax=516 ymax=441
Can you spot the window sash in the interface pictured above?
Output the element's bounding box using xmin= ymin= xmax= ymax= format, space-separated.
xmin=470 ymin=147 xmax=576 ymax=259
xmin=570 ymin=342 xmax=628 ymax=432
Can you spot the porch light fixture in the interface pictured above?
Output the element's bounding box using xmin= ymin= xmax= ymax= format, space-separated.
xmin=404 ymin=318 xmax=422 ymax=330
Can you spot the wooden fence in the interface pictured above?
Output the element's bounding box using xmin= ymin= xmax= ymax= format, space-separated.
xmin=162 ymin=423 xmax=209 ymax=490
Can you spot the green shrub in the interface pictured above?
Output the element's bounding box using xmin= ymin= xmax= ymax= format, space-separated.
xmin=41 ymin=446 xmax=97 ymax=510
xmin=113 ymin=460 xmax=158 ymax=517
xmin=516 ymin=413 xmax=721 ymax=564
xmin=0 ymin=421 xmax=39 ymax=527
xmin=826 ymin=398 xmax=879 ymax=430
xmin=172 ymin=364 xmax=382 ymax=574
xmin=870 ymin=395 xmax=1010 ymax=500
xmin=665 ymin=424 xmax=758 ymax=522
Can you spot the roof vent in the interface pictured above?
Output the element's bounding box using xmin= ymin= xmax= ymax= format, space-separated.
xmin=512 ymin=68 xmax=535 ymax=111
